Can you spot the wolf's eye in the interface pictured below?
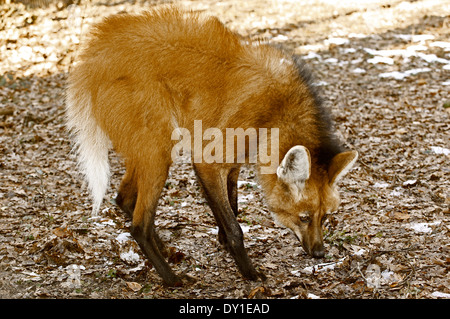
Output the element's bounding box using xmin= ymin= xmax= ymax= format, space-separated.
xmin=299 ymin=215 xmax=311 ymax=223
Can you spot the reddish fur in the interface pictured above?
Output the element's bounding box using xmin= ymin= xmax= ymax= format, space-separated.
xmin=67 ymin=6 xmax=357 ymax=286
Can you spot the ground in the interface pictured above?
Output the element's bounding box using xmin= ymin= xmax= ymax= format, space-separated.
xmin=0 ymin=0 xmax=449 ymax=299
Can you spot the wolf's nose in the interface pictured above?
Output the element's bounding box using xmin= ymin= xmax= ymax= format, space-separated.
xmin=312 ymin=250 xmax=324 ymax=258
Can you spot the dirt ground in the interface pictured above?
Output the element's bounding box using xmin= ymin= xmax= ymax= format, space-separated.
xmin=0 ymin=0 xmax=449 ymax=299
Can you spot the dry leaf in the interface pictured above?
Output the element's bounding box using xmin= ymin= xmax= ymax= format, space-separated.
xmin=248 ymin=286 xmax=265 ymax=299
xmin=393 ymin=212 xmax=410 ymax=220
xmin=126 ymin=282 xmax=142 ymax=292
xmin=53 ymin=227 xmax=70 ymax=238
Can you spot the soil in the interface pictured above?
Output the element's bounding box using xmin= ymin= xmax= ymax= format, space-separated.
xmin=0 ymin=0 xmax=449 ymax=299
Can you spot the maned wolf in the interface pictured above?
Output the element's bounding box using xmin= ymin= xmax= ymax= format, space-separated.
xmin=66 ymin=6 xmax=358 ymax=286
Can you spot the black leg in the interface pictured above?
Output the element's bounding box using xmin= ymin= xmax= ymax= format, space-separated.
xmin=194 ymin=164 xmax=261 ymax=281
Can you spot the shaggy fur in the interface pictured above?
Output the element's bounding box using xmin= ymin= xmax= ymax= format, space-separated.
xmin=66 ymin=6 xmax=357 ymax=286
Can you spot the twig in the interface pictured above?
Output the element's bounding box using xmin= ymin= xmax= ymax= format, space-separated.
xmin=373 ymin=244 xmax=420 ymax=255
xmin=355 ymin=262 xmax=368 ymax=297
xmin=42 ymin=110 xmax=65 ymax=124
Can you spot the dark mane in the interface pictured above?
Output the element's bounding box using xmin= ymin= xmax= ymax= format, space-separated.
xmin=291 ymin=54 xmax=344 ymax=167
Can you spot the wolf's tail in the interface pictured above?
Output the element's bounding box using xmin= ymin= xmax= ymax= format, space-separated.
xmin=65 ymin=85 xmax=110 ymax=215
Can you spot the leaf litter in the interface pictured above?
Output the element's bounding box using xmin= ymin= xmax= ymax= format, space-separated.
xmin=0 ymin=0 xmax=449 ymax=299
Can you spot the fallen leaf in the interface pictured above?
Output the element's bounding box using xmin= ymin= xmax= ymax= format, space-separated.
xmin=248 ymin=286 xmax=265 ymax=299
xmin=393 ymin=212 xmax=410 ymax=220
xmin=126 ymin=281 xmax=142 ymax=292
xmin=53 ymin=227 xmax=70 ymax=238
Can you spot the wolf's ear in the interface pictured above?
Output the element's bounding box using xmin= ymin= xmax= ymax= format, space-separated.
xmin=328 ymin=151 xmax=358 ymax=185
xmin=277 ymin=146 xmax=311 ymax=188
